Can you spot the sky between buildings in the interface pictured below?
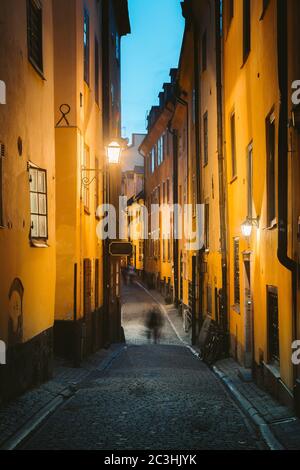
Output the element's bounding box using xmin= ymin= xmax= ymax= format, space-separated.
xmin=121 ymin=0 xmax=185 ymax=142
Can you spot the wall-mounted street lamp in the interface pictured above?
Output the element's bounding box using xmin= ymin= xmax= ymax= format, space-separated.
xmin=81 ymin=139 xmax=126 ymax=188
xmin=106 ymin=140 xmax=122 ymax=164
xmin=241 ymin=216 xmax=260 ymax=238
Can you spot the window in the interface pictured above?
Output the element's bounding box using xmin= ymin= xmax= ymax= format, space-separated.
xmin=82 ymin=145 xmax=90 ymax=211
xmin=266 ymin=112 xmax=276 ymax=226
xmin=157 ymin=136 xmax=163 ymax=165
xmin=243 ymin=0 xmax=251 ymax=62
xmin=84 ymin=8 xmax=90 ymax=84
xmin=0 ymin=143 xmax=5 ymax=227
xmin=95 ymin=157 xmax=100 ymax=213
xmin=204 ymin=202 xmax=209 ymax=249
xmin=115 ymin=32 xmax=120 ymax=61
xmin=234 ymin=238 xmax=240 ymax=305
xmin=166 ymin=179 xmax=170 ymax=204
xmin=267 ymin=286 xmax=279 ymax=364
xmin=29 ymin=167 xmax=48 ymax=240
xmin=230 ymin=112 xmax=237 ymax=178
xmin=203 ymin=112 xmax=208 ymax=166
xmin=247 ymin=142 xmax=253 ymax=218
xmin=27 ymin=0 xmax=43 ymax=74
xmin=95 ymin=37 xmax=99 ymax=104
xmin=228 ymin=0 xmax=234 ymax=29
xmin=261 ymin=0 xmax=270 ymax=19
xmin=151 ymin=147 xmax=155 ymax=173
xmin=202 ymin=31 xmax=207 ymax=72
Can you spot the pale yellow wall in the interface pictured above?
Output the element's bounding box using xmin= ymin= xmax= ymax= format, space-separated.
xmin=0 ymin=0 xmax=56 ymax=343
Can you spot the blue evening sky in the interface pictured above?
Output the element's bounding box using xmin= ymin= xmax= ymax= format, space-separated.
xmin=121 ymin=0 xmax=185 ymax=141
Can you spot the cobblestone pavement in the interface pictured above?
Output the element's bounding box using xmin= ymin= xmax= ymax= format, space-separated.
xmin=22 ymin=283 xmax=265 ymax=450
xmin=215 ymin=358 xmax=300 ymax=450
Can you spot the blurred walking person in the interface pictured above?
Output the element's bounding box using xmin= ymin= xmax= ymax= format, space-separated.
xmin=145 ymin=307 xmax=165 ymax=344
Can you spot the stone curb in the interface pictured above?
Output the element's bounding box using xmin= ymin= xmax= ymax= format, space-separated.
xmin=212 ymin=366 xmax=284 ymax=451
xmin=0 ymin=393 xmax=67 ymax=450
xmin=0 ymin=344 xmax=127 ymax=450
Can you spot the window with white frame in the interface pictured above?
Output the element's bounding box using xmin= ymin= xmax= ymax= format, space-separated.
xmin=29 ymin=167 xmax=48 ymax=239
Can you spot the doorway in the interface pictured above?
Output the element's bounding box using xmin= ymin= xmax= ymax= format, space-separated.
xmin=243 ymin=253 xmax=253 ymax=368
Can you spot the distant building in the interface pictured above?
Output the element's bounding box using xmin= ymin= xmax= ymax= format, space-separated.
xmin=139 ymin=70 xmax=176 ymax=303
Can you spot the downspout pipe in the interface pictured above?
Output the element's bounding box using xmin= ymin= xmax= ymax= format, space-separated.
xmin=215 ymin=0 xmax=228 ymax=337
xmin=193 ymin=20 xmax=204 ymax=330
xmin=277 ymin=0 xmax=298 ymax=382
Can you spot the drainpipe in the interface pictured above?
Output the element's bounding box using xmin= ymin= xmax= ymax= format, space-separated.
xmin=215 ymin=0 xmax=229 ymax=339
xmin=171 ymin=129 xmax=179 ymax=306
xmin=277 ymin=0 xmax=298 ymax=392
xmin=193 ymin=21 xmax=204 ymax=332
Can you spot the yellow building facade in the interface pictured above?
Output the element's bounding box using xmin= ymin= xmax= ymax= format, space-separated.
xmin=223 ymin=0 xmax=295 ymax=404
xmin=53 ymin=0 xmax=105 ymax=360
xmin=0 ymin=0 xmax=56 ymax=399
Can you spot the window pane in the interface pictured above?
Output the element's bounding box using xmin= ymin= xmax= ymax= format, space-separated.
xmin=38 ymin=170 xmax=46 ymax=193
xmin=31 ymin=214 xmax=39 ymax=238
xmin=38 ymin=193 xmax=47 ymax=215
xmin=30 ymin=192 xmax=38 ymax=214
xmin=38 ymin=215 xmax=47 ymax=238
xmin=30 ymin=169 xmax=38 ymax=192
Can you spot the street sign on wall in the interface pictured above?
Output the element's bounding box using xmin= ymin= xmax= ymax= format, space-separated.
xmin=109 ymin=241 xmax=133 ymax=257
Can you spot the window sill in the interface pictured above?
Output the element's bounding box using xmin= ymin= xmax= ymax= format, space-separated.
xmin=231 ymin=304 xmax=240 ymax=314
xmin=30 ymin=239 xmax=49 ymax=248
xmin=266 ymin=219 xmax=277 ymax=230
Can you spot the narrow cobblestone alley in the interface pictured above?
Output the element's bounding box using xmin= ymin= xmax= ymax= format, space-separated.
xmin=21 ymin=283 xmax=265 ymax=450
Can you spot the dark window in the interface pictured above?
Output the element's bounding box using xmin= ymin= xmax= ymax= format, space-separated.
xmin=243 ymin=0 xmax=251 ymax=62
xmin=202 ymin=31 xmax=207 ymax=72
xmin=0 ymin=142 xmax=4 ymax=227
xmin=205 ymin=202 xmax=209 ymax=249
xmin=267 ymin=286 xmax=280 ymax=363
xmin=230 ymin=112 xmax=237 ymax=178
xmin=203 ymin=112 xmax=208 ymax=165
xmin=115 ymin=32 xmax=120 ymax=62
xmin=29 ymin=167 xmax=48 ymax=240
xmin=228 ymin=0 xmax=234 ymax=27
xmin=266 ymin=112 xmax=276 ymax=225
xmin=95 ymin=36 xmax=99 ymax=104
xmin=166 ymin=179 xmax=170 ymax=204
xmin=261 ymin=0 xmax=270 ymax=19
xmin=234 ymin=238 xmax=240 ymax=305
xmin=247 ymin=142 xmax=253 ymax=218
xmin=84 ymin=8 xmax=90 ymax=84
xmin=27 ymin=0 xmax=43 ymax=74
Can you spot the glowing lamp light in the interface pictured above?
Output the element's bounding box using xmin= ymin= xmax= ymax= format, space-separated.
xmin=241 ymin=219 xmax=253 ymax=238
xmin=106 ymin=141 xmax=122 ymax=164
xmin=241 ymin=216 xmax=260 ymax=238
